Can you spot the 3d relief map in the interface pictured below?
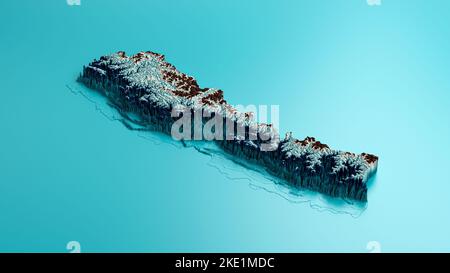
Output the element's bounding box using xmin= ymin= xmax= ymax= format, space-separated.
xmin=79 ymin=51 xmax=378 ymax=202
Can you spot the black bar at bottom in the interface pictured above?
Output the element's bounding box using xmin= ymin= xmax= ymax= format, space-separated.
xmin=0 ymin=253 xmax=446 ymax=272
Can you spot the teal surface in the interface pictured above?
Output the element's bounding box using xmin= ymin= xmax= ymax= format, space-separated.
xmin=1 ymin=0 xmax=450 ymax=252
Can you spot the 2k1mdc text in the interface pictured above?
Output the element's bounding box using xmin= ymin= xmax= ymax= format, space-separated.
xmin=175 ymin=257 xmax=276 ymax=271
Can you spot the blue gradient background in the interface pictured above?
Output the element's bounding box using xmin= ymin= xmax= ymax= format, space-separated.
xmin=1 ymin=0 xmax=450 ymax=252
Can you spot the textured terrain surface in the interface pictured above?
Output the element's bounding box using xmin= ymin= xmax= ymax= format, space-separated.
xmin=79 ymin=51 xmax=378 ymax=201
